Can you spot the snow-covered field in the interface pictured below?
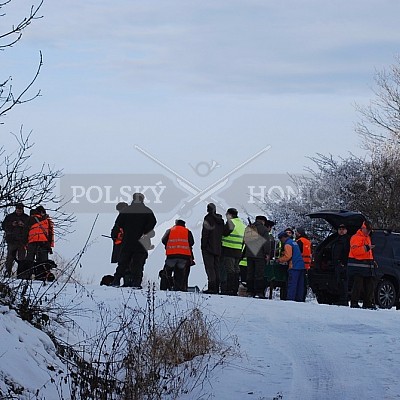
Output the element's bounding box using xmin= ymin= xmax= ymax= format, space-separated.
xmin=1 ymin=282 xmax=399 ymax=400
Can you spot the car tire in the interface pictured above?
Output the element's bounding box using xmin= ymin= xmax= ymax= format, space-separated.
xmin=375 ymin=279 xmax=396 ymax=309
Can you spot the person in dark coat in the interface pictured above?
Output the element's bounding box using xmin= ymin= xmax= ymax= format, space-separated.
xmin=201 ymin=203 xmax=224 ymax=294
xmin=331 ymin=223 xmax=350 ymax=306
xmin=244 ymin=216 xmax=271 ymax=298
xmin=110 ymin=202 xmax=128 ymax=264
xmin=110 ymin=193 xmax=157 ymax=288
xmin=2 ymin=203 xmax=29 ymax=277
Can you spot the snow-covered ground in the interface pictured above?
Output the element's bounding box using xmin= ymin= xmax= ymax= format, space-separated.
xmin=1 ymin=282 xmax=399 ymax=400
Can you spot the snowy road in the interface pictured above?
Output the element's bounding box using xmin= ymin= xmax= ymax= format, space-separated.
xmin=186 ymin=295 xmax=400 ymax=400
xmin=2 ymin=284 xmax=400 ymax=399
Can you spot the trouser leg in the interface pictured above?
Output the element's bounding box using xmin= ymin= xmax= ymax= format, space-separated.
xmin=5 ymin=243 xmax=19 ymax=276
xmin=172 ymin=259 xmax=187 ymax=292
xmin=363 ymin=276 xmax=375 ymax=308
xmin=287 ymin=269 xmax=299 ymax=301
xmin=183 ymin=263 xmax=190 ymax=291
xmin=203 ymin=251 xmax=218 ymax=293
xmin=129 ymin=251 xmax=148 ymax=287
xmin=225 ymin=257 xmax=239 ymax=296
xmin=113 ymin=248 xmax=133 ymax=286
xmin=254 ymin=258 xmax=267 ymax=295
xmin=351 ymin=274 xmax=363 ymax=306
xmin=246 ymin=259 xmax=256 ymax=294
xmin=219 ymin=256 xmax=229 ymax=294
xmin=294 ymin=270 xmax=305 ymax=302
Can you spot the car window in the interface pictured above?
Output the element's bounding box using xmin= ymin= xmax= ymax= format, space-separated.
xmin=391 ymin=235 xmax=400 ymax=260
xmin=372 ymin=234 xmax=393 ymax=259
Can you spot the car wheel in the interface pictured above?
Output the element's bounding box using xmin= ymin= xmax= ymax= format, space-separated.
xmin=375 ymin=279 xmax=396 ymax=309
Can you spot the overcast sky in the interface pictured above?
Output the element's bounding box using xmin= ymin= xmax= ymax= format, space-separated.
xmin=2 ymin=0 xmax=400 ymax=285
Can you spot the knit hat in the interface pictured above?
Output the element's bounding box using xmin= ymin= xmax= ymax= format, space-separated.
xmin=36 ymin=205 xmax=46 ymax=214
xmin=296 ymin=227 xmax=306 ymax=236
xmin=207 ymin=203 xmax=216 ymax=213
xmin=278 ymin=231 xmax=289 ymax=239
xmin=361 ymin=221 xmax=372 ymax=231
xmin=255 ymin=215 xmax=268 ymax=224
xmin=226 ymin=208 xmax=238 ymax=217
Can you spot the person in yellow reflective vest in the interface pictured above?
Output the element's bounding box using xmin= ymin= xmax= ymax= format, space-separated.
xmin=220 ymin=208 xmax=246 ymax=295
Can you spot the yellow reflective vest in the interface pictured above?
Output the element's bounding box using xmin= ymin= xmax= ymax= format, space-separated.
xmin=221 ymin=218 xmax=246 ymax=250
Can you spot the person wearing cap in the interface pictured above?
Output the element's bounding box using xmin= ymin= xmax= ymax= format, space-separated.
xmin=1 ymin=203 xmax=29 ymax=277
xmin=110 ymin=193 xmax=157 ymax=288
xmin=331 ymin=223 xmax=350 ymax=306
xmin=348 ymin=220 xmax=376 ymax=309
xmin=275 ymin=227 xmax=294 ymax=258
xmin=277 ymin=230 xmax=305 ymax=302
xmin=295 ymin=227 xmax=312 ymax=270
xmin=201 ymin=203 xmax=224 ymax=294
xmin=23 ymin=205 xmax=54 ymax=278
xmin=220 ymin=208 xmax=246 ymax=295
xmin=161 ymin=219 xmax=195 ymax=292
xmin=244 ymin=216 xmax=271 ymax=298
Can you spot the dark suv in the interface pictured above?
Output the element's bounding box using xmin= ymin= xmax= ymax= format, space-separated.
xmin=307 ymin=210 xmax=400 ymax=309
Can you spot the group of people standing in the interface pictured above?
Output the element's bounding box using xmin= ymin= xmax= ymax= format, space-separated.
xmin=330 ymin=220 xmax=376 ymax=308
xmin=2 ymin=195 xmax=375 ymax=309
xmin=200 ymin=204 xmax=312 ymax=301
xmin=2 ymin=203 xmax=54 ymax=279
xmin=106 ymin=194 xmax=313 ymax=300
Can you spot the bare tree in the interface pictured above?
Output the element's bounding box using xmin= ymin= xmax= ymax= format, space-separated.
xmin=355 ymin=55 xmax=400 ymax=147
xmin=0 ymin=0 xmax=75 ymax=247
xmin=0 ymin=131 xmax=75 ymax=237
xmin=0 ymin=0 xmax=44 ymax=120
xmin=261 ymin=58 xmax=400 ymax=233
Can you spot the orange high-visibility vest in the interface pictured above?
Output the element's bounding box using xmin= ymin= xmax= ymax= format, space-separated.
xmin=349 ymin=229 xmax=373 ymax=261
xmin=114 ymin=228 xmax=124 ymax=245
xmin=297 ymin=237 xmax=312 ymax=269
xmin=28 ymin=215 xmax=54 ymax=246
xmin=165 ymin=225 xmax=191 ymax=257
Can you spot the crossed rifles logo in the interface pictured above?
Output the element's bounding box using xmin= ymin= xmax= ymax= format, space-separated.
xmin=135 ymin=144 xmax=271 ymax=251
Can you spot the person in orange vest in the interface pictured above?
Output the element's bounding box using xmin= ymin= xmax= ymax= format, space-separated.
xmin=348 ymin=220 xmax=376 ymax=309
xmin=110 ymin=202 xmax=128 ymax=264
xmin=295 ymin=227 xmax=311 ymax=270
xmin=22 ymin=206 xmax=54 ymax=278
xmin=161 ymin=219 xmax=194 ymax=292
xmin=295 ymin=227 xmax=312 ymax=302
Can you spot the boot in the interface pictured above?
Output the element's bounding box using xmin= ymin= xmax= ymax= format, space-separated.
xmin=226 ymin=273 xmax=239 ymax=296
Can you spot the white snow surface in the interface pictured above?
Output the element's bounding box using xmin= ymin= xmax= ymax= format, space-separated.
xmin=1 ymin=282 xmax=399 ymax=400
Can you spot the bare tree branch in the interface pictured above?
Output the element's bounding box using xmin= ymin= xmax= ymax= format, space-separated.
xmin=0 ymin=1 xmax=44 ymax=120
xmin=0 ymin=0 xmax=43 ymax=48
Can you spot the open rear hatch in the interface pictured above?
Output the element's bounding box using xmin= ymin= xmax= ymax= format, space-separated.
xmin=307 ymin=209 xmax=365 ymax=235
